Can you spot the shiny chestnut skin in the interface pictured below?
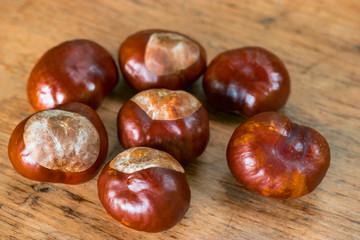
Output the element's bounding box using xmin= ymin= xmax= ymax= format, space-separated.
xmin=227 ymin=112 xmax=330 ymax=199
xmin=27 ymin=39 xmax=118 ymax=111
xmin=98 ymin=147 xmax=190 ymax=232
xmin=203 ymin=47 xmax=290 ymax=117
xmin=117 ymin=89 xmax=209 ymax=164
xmin=8 ymin=102 xmax=108 ymax=184
xmin=119 ymin=29 xmax=207 ymax=91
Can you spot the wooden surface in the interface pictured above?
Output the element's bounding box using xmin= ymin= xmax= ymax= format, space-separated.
xmin=0 ymin=0 xmax=359 ymax=239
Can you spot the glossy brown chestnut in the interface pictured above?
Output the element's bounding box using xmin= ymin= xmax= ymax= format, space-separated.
xmin=27 ymin=39 xmax=118 ymax=111
xmin=119 ymin=29 xmax=207 ymax=91
xmin=8 ymin=102 xmax=108 ymax=184
xmin=203 ymin=47 xmax=290 ymax=117
xmin=227 ymin=112 xmax=330 ymax=199
xmin=117 ymin=88 xmax=209 ymax=164
xmin=98 ymin=147 xmax=190 ymax=233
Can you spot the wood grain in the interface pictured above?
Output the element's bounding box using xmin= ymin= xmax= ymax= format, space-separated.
xmin=0 ymin=0 xmax=359 ymax=239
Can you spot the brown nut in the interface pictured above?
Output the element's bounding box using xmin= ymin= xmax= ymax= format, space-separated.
xmin=8 ymin=102 xmax=108 ymax=184
xmin=119 ymin=29 xmax=207 ymax=91
xmin=203 ymin=47 xmax=290 ymax=117
xmin=97 ymin=147 xmax=191 ymax=233
xmin=227 ymin=112 xmax=331 ymax=199
xmin=117 ymin=88 xmax=210 ymax=164
xmin=27 ymin=39 xmax=118 ymax=111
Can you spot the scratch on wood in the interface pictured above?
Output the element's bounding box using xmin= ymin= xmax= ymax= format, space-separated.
xmin=32 ymin=186 xmax=50 ymax=193
xmin=30 ymin=183 xmax=52 ymax=193
xmin=63 ymin=189 xmax=94 ymax=204
xmin=0 ymin=218 xmax=18 ymax=229
xmin=82 ymin=221 xmax=123 ymax=239
xmin=301 ymin=56 xmax=328 ymax=74
xmin=30 ymin=195 xmax=40 ymax=206
xmin=258 ymin=17 xmax=275 ymax=24
xmin=225 ymin=213 xmax=235 ymax=232
xmin=59 ymin=206 xmax=83 ymax=219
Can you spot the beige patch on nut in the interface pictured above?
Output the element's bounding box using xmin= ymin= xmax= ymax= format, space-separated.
xmin=23 ymin=110 xmax=100 ymax=172
xmin=110 ymin=147 xmax=184 ymax=174
xmin=144 ymin=32 xmax=200 ymax=75
xmin=131 ymin=89 xmax=202 ymax=120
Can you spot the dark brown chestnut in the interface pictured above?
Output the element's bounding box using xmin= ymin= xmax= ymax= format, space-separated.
xmin=8 ymin=102 xmax=108 ymax=184
xmin=27 ymin=39 xmax=118 ymax=111
xmin=227 ymin=112 xmax=330 ymax=199
xmin=97 ymin=147 xmax=190 ymax=233
xmin=203 ymin=47 xmax=290 ymax=117
xmin=117 ymin=88 xmax=209 ymax=164
xmin=119 ymin=29 xmax=207 ymax=91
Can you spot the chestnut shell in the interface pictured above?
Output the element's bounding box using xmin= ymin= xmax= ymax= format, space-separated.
xmin=117 ymin=100 xmax=210 ymax=164
xmin=227 ymin=112 xmax=330 ymax=199
xmin=118 ymin=29 xmax=207 ymax=91
xmin=203 ymin=47 xmax=290 ymax=117
xmin=27 ymin=39 xmax=118 ymax=111
xmin=8 ymin=102 xmax=108 ymax=184
xmin=98 ymin=163 xmax=190 ymax=233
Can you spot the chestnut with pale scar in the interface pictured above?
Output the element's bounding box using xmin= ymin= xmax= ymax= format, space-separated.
xmin=119 ymin=29 xmax=207 ymax=91
xmin=117 ymin=88 xmax=210 ymax=164
xmin=145 ymin=33 xmax=200 ymax=75
xmin=98 ymin=147 xmax=190 ymax=233
xmin=23 ymin=110 xmax=100 ymax=172
xmin=8 ymin=102 xmax=108 ymax=184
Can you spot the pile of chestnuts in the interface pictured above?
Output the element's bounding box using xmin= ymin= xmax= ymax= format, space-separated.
xmin=8 ymin=29 xmax=330 ymax=233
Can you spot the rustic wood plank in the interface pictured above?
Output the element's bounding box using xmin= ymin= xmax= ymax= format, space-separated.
xmin=0 ymin=0 xmax=359 ymax=239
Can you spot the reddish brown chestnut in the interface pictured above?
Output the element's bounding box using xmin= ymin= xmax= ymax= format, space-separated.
xmin=98 ymin=147 xmax=190 ymax=233
xmin=203 ymin=47 xmax=290 ymax=117
xmin=27 ymin=39 xmax=118 ymax=111
xmin=119 ymin=29 xmax=206 ymax=91
xmin=227 ymin=112 xmax=330 ymax=199
xmin=117 ymin=88 xmax=209 ymax=164
xmin=8 ymin=102 xmax=108 ymax=184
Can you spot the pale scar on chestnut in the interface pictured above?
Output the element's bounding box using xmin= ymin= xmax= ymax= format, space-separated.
xmin=23 ymin=110 xmax=100 ymax=172
xmin=109 ymin=147 xmax=184 ymax=174
xmin=144 ymin=32 xmax=200 ymax=75
xmin=131 ymin=89 xmax=202 ymax=120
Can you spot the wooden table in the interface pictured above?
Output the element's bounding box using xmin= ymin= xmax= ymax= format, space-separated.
xmin=1 ymin=0 xmax=359 ymax=239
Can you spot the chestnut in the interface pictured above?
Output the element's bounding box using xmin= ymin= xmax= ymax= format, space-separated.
xmin=27 ymin=39 xmax=118 ymax=111
xmin=97 ymin=147 xmax=190 ymax=232
xmin=227 ymin=112 xmax=330 ymax=199
xmin=119 ymin=29 xmax=207 ymax=91
xmin=117 ymin=88 xmax=209 ymax=164
xmin=8 ymin=102 xmax=108 ymax=184
xmin=202 ymin=47 xmax=290 ymax=117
